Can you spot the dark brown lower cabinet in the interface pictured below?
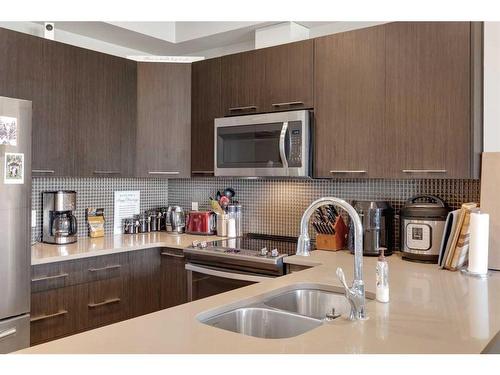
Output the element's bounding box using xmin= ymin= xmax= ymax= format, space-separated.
xmin=30 ymin=247 xmax=187 ymax=346
xmin=160 ymin=248 xmax=188 ymax=309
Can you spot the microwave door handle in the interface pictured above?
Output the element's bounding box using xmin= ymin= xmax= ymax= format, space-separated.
xmin=279 ymin=121 xmax=289 ymax=172
xmin=185 ymin=263 xmax=273 ymax=283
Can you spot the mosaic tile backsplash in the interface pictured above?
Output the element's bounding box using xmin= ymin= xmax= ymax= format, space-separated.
xmin=32 ymin=177 xmax=480 ymax=250
xmin=168 ymin=178 xmax=480 ymax=249
xmin=32 ymin=177 xmax=168 ymax=243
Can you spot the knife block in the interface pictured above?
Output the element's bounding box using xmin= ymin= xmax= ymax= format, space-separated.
xmin=315 ymin=216 xmax=348 ymax=251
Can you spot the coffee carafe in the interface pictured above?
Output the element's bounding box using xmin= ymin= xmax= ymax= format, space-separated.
xmin=42 ymin=191 xmax=78 ymax=244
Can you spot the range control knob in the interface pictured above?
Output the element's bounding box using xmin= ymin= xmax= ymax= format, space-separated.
xmin=200 ymin=241 xmax=208 ymax=248
xmin=260 ymin=247 xmax=268 ymax=256
xmin=271 ymin=249 xmax=279 ymax=257
xmin=191 ymin=240 xmax=200 ymax=248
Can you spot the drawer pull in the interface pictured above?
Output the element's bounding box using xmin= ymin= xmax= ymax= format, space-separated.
xmin=93 ymin=170 xmax=121 ymax=175
xmin=88 ymin=298 xmax=121 ymax=308
xmin=402 ymin=169 xmax=447 ymax=173
xmin=88 ymin=264 xmax=122 ymax=273
xmin=0 ymin=328 xmax=16 ymax=340
xmin=272 ymin=101 xmax=304 ymax=107
xmin=161 ymin=252 xmax=185 ymax=259
xmin=228 ymin=105 xmax=257 ymax=112
xmin=30 ymin=310 xmax=68 ymax=323
xmin=330 ymin=170 xmax=367 ymax=174
xmin=32 ymin=169 xmax=55 ymax=174
xmin=31 ymin=273 xmax=69 ymax=283
xmin=148 ymin=171 xmax=180 ymax=175
xmin=191 ymin=171 xmax=214 ymax=175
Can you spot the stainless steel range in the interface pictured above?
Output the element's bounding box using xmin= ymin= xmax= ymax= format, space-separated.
xmin=184 ymin=235 xmax=296 ymax=301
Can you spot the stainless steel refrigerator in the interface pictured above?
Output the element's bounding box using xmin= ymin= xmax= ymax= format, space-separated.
xmin=0 ymin=96 xmax=31 ymax=353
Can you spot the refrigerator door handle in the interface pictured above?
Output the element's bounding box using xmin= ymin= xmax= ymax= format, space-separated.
xmin=0 ymin=328 xmax=16 ymax=341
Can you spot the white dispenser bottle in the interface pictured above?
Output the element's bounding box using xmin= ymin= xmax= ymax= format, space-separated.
xmin=376 ymin=248 xmax=389 ymax=303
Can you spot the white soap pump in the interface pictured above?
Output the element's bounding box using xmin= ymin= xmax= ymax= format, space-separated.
xmin=376 ymin=248 xmax=389 ymax=303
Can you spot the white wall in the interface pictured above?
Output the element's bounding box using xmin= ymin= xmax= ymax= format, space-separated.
xmin=484 ymin=22 xmax=500 ymax=152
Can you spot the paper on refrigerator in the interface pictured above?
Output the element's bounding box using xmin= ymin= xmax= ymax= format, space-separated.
xmin=114 ymin=191 xmax=140 ymax=234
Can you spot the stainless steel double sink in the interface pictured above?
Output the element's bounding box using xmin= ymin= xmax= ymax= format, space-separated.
xmin=198 ymin=284 xmax=371 ymax=339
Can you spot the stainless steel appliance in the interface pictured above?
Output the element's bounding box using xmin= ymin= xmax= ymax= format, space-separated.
xmin=186 ymin=211 xmax=216 ymax=235
xmin=349 ymin=200 xmax=394 ymax=256
xmin=214 ymin=110 xmax=311 ymax=177
xmin=0 ymin=96 xmax=31 ymax=353
xmin=42 ymin=191 xmax=77 ymax=244
xmin=184 ymin=235 xmax=294 ymax=301
xmin=401 ymin=195 xmax=449 ymax=263
xmin=170 ymin=206 xmax=185 ymax=233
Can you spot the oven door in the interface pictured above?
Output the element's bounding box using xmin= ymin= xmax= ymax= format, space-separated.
xmin=186 ymin=263 xmax=273 ymax=302
xmin=214 ymin=110 xmax=310 ymax=177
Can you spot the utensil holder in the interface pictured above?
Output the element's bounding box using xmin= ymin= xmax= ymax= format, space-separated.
xmin=315 ymin=216 xmax=348 ymax=251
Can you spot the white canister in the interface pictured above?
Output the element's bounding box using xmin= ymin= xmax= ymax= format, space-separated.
xmin=468 ymin=211 xmax=490 ymax=275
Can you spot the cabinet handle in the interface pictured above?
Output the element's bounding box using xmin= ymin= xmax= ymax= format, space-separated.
xmin=32 ymin=169 xmax=55 ymax=174
xmin=88 ymin=298 xmax=121 ymax=308
xmin=93 ymin=170 xmax=121 ymax=175
xmin=30 ymin=310 xmax=68 ymax=323
xmin=402 ymin=169 xmax=447 ymax=173
xmin=228 ymin=105 xmax=257 ymax=111
xmin=31 ymin=273 xmax=69 ymax=283
xmin=148 ymin=171 xmax=180 ymax=175
xmin=191 ymin=171 xmax=214 ymax=174
xmin=0 ymin=328 xmax=17 ymax=340
xmin=88 ymin=264 xmax=121 ymax=273
xmin=330 ymin=170 xmax=367 ymax=174
xmin=161 ymin=251 xmax=185 ymax=259
xmin=272 ymin=101 xmax=304 ymax=107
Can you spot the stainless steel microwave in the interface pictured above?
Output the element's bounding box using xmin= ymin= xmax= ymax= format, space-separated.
xmin=214 ymin=110 xmax=311 ymax=177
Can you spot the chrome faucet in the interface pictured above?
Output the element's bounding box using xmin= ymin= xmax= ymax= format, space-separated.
xmin=296 ymin=197 xmax=367 ymax=320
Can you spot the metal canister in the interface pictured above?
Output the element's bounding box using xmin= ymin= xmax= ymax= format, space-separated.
xmin=123 ymin=218 xmax=135 ymax=234
xmin=138 ymin=213 xmax=150 ymax=233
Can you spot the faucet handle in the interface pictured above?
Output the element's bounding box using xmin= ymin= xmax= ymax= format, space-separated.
xmin=336 ymin=267 xmax=350 ymax=291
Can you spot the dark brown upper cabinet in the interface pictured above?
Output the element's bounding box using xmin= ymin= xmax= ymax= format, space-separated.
xmin=221 ymin=49 xmax=266 ymax=116
xmin=384 ymin=22 xmax=480 ymax=179
xmin=136 ymin=62 xmax=191 ymax=178
xmin=263 ymin=39 xmax=314 ymax=112
xmin=191 ymin=58 xmax=222 ymax=176
xmin=75 ymin=49 xmax=137 ymax=177
xmin=314 ymin=25 xmax=386 ymax=178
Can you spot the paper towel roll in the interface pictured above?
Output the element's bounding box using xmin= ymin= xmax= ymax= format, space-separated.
xmin=468 ymin=211 xmax=490 ymax=274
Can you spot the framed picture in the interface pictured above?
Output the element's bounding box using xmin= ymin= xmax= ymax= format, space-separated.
xmin=0 ymin=116 xmax=17 ymax=146
xmin=4 ymin=152 xmax=24 ymax=184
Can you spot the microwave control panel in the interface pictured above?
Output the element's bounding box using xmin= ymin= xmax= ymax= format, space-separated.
xmin=288 ymin=121 xmax=302 ymax=167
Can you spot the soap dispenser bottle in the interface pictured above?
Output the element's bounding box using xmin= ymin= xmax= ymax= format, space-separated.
xmin=376 ymin=248 xmax=389 ymax=303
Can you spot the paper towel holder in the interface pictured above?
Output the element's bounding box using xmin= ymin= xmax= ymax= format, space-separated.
xmin=460 ymin=268 xmax=490 ymax=279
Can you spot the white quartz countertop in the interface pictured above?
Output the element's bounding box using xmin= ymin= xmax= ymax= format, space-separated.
xmin=20 ymin=249 xmax=500 ymax=354
xmin=31 ymin=232 xmax=226 ymax=265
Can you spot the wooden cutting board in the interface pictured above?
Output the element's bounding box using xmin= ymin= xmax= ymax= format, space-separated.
xmin=480 ymin=152 xmax=500 ymax=270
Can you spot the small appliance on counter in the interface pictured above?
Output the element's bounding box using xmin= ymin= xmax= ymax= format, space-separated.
xmin=400 ymin=195 xmax=449 ymax=263
xmin=169 ymin=206 xmax=186 ymax=233
xmin=42 ymin=190 xmax=78 ymax=245
xmin=186 ymin=211 xmax=216 ymax=235
xmin=349 ymin=200 xmax=394 ymax=256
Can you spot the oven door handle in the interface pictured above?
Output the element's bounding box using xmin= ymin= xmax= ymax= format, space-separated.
xmin=279 ymin=121 xmax=289 ymax=173
xmin=185 ymin=263 xmax=273 ymax=283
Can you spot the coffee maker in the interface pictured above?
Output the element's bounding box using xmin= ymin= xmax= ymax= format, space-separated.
xmin=42 ymin=191 xmax=78 ymax=244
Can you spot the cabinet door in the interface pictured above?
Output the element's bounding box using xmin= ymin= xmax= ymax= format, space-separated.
xmin=159 ymin=248 xmax=187 ymax=308
xmin=264 ymin=39 xmax=314 ymax=112
xmin=385 ymin=22 xmax=471 ymax=178
xmin=221 ymin=49 xmax=266 ymax=116
xmin=136 ymin=62 xmax=191 ymax=178
xmin=128 ymin=249 xmax=161 ymax=318
xmin=31 ymin=40 xmax=77 ymax=176
xmin=75 ymin=50 xmax=137 ymax=177
xmin=314 ymin=25 xmax=386 ymax=178
xmin=191 ymin=58 xmax=221 ymax=176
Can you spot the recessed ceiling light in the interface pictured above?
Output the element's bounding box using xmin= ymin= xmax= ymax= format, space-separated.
xmin=126 ymin=55 xmax=205 ymax=63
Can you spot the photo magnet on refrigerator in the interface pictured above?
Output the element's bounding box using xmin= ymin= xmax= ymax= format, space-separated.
xmin=4 ymin=152 xmax=24 ymax=184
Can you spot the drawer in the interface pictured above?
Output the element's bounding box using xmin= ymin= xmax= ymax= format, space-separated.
xmin=76 ymin=253 xmax=129 ymax=284
xmin=31 ymin=262 xmax=80 ymax=292
xmin=30 ymin=285 xmax=84 ymax=345
xmin=83 ymin=275 xmax=130 ymax=330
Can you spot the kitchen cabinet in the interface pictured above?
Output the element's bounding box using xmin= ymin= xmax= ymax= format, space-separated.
xmin=160 ymin=248 xmax=188 ymax=308
xmin=136 ymin=62 xmax=191 ymax=178
xmin=75 ymin=49 xmax=137 ymax=177
xmin=314 ymin=25 xmax=386 ymax=178
xmin=384 ymin=22 xmax=480 ymax=179
xmin=263 ymin=39 xmax=314 ymax=112
xmin=128 ymin=249 xmax=161 ymax=318
xmin=191 ymin=58 xmax=222 ymax=176
xmin=221 ymin=49 xmax=266 ymax=116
